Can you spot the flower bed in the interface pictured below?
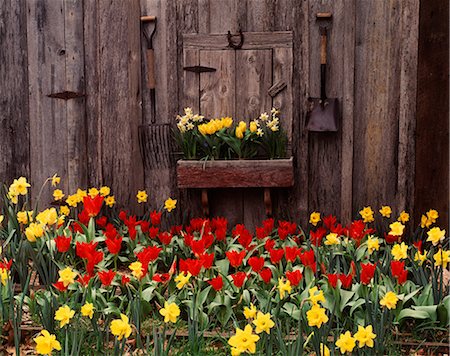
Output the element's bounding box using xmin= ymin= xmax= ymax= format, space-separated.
xmin=0 ymin=176 xmax=449 ymax=355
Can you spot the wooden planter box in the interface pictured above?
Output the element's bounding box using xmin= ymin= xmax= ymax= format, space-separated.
xmin=177 ymin=157 xmax=294 ymax=188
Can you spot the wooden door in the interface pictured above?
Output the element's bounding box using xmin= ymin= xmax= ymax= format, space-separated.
xmin=182 ymin=32 xmax=293 ymax=228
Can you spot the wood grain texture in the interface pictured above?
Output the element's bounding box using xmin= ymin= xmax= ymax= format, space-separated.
xmin=414 ymin=0 xmax=449 ymax=230
xmin=177 ymin=158 xmax=294 ymax=188
xmin=0 ymin=0 xmax=30 ymax=183
xmin=27 ymin=0 xmax=68 ymax=204
xmin=98 ymin=0 xmax=144 ymax=211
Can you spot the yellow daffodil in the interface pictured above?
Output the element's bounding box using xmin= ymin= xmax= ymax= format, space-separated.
xmin=34 ymin=330 xmax=61 ymax=355
xmin=110 ymin=314 xmax=132 ymax=340
xmin=433 ymin=249 xmax=450 ymax=268
xmin=88 ymin=187 xmax=99 ymax=198
xmin=66 ymin=194 xmax=78 ymax=208
xmin=0 ymin=215 xmax=3 ymax=225
xmin=354 ymin=325 xmax=376 ymax=348
xmin=252 ymin=311 xmax=275 ymax=334
xmin=10 ymin=177 xmax=31 ymax=196
xmin=380 ymin=291 xmax=399 ymax=310
xmin=426 ymin=209 xmax=439 ymax=224
xmin=309 ymin=287 xmax=325 ymax=306
xmin=389 ymin=222 xmax=405 ymax=236
xmin=379 ymin=206 xmax=392 ymax=218
xmin=136 ymin=190 xmax=148 ymax=203
xmin=54 ymin=305 xmax=75 ymax=328
xmin=8 ymin=191 xmax=18 ymax=204
xmin=414 ymin=250 xmax=427 ymax=265
xmin=105 ymin=196 xmax=116 ymax=207
xmin=129 ymin=261 xmax=144 ymax=279
xmin=76 ymin=189 xmax=87 ymax=202
xmin=277 ymin=278 xmax=291 ymax=299
xmin=52 ymin=189 xmax=64 ymax=201
xmin=391 ymin=242 xmax=408 ymax=260
xmin=99 ymin=186 xmax=110 ymax=197
xmin=17 ymin=210 xmax=33 ymax=224
xmin=51 ymin=174 xmax=60 ymax=187
xmin=426 ymin=227 xmax=446 ymax=246
xmin=243 ymin=304 xmax=257 ymax=319
xmin=81 ymin=302 xmax=95 ymax=319
xmin=359 ymin=206 xmax=374 ymax=223
xmin=319 ymin=343 xmax=330 ymax=356
xmin=0 ymin=268 xmax=9 ymax=286
xmin=228 ymin=325 xmax=259 ymax=354
xmin=309 ymin=212 xmax=321 ymax=226
xmin=367 ymin=235 xmax=380 ymax=255
xmin=420 ymin=214 xmax=431 ymax=228
xmin=175 ymin=271 xmax=191 ymax=289
xmin=25 ymin=223 xmax=45 ymax=242
xmin=335 ymin=331 xmax=356 ymax=354
xmin=159 ymin=301 xmax=180 ymax=323
xmin=306 ymin=304 xmax=329 ymax=328
xmin=60 ymin=205 xmax=70 ymax=216
xmin=398 ymin=211 xmax=410 ymax=223
xmin=324 ymin=232 xmax=340 ymax=246
xmin=249 ymin=121 xmax=258 ymax=133
xmin=164 ymin=198 xmax=177 ymax=212
xmin=58 ymin=267 xmax=76 ymax=287
xmin=36 ymin=208 xmax=58 ymax=226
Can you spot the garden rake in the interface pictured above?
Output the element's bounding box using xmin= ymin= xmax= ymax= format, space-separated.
xmin=138 ymin=15 xmax=173 ymax=170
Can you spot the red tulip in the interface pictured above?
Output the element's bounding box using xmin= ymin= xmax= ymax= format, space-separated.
xmin=191 ymin=239 xmax=206 ymax=256
xmin=285 ymin=246 xmax=300 ymax=262
xmin=78 ymin=209 xmax=90 ymax=225
xmin=310 ymin=227 xmax=327 ymax=246
xmin=391 ymin=260 xmax=408 ymax=285
xmin=139 ymin=220 xmax=150 ymax=233
xmin=231 ymin=272 xmax=246 ymax=288
xmin=121 ymin=275 xmax=130 ymax=285
xmin=248 ymin=256 xmax=265 ymax=272
xmin=152 ymin=273 xmax=170 ymax=283
xmin=323 ymin=215 xmax=337 ymax=229
xmin=338 ymin=273 xmax=352 ymax=289
xmin=255 ymin=227 xmax=267 ymax=240
xmin=278 ymin=227 xmax=289 ymax=240
xmin=208 ymin=275 xmax=224 ymax=291
xmin=385 ymin=233 xmax=400 ymax=244
xmin=259 ymin=268 xmax=272 ymax=283
xmin=286 ymin=270 xmax=303 ymax=286
xmin=159 ymin=232 xmax=173 ymax=245
xmin=215 ymin=227 xmax=227 ymax=241
xmin=98 ymin=270 xmax=116 ymax=286
xmin=105 ymin=236 xmax=122 ymax=255
xmin=83 ymin=195 xmax=104 ymax=217
xmin=269 ymin=249 xmax=284 ymax=264
xmin=136 ymin=246 xmax=162 ymax=272
xmin=263 ymin=218 xmax=274 ymax=234
xmin=226 ymin=250 xmax=246 ymax=268
xmin=264 ymin=239 xmax=275 ymax=252
xmin=150 ymin=210 xmax=162 ymax=226
xmin=199 ymin=253 xmax=214 ymax=269
xmin=149 ymin=226 xmax=159 ymax=238
xmin=55 ymin=235 xmax=71 ymax=253
xmin=299 ymin=249 xmax=316 ymax=273
xmin=360 ymin=262 xmax=376 ymax=285
xmin=53 ymin=281 xmax=67 ymax=292
xmin=96 ymin=216 xmax=108 ymax=228
xmin=327 ymin=273 xmax=338 ymax=288
xmin=77 ymin=274 xmax=92 ymax=287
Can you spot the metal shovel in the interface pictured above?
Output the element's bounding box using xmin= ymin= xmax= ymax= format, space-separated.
xmin=306 ymin=26 xmax=340 ymax=132
xmin=138 ymin=15 xmax=173 ymax=169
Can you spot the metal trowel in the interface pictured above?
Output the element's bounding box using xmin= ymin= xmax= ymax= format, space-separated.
xmin=306 ymin=23 xmax=340 ymax=132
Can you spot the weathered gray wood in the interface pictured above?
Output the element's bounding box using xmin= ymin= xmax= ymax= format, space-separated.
xmin=0 ymin=0 xmax=29 ymax=183
xmin=340 ymin=0 xmax=355 ymax=223
xmin=184 ymin=32 xmax=293 ymax=50
xmin=98 ymin=0 xmax=144 ymax=211
xmin=27 ymin=0 xmax=68 ymax=203
xmin=235 ymin=50 xmax=272 ymax=120
xmin=353 ymin=0 xmax=403 ymax=216
xmin=199 ymin=50 xmax=235 ymax=118
xmin=65 ymin=0 xmax=87 ymax=193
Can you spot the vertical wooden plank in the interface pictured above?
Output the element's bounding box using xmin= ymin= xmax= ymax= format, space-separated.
xmin=27 ymin=0 xmax=68 ymax=203
xmin=182 ymin=49 xmax=200 ymax=111
xmin=65 ymin=0 xmax=87 ymax=192
xmin=273 ymin=47 xmax=293 ymax=150
xmin=0 ymin=0 xmax=30 ymax=183
xmin=307 ymin=0 xmax=345 ymax=217
xmin=235 ymin=49 xmax=272 ymax=230
xmin=397 ymin=0 xmax=419 ymax=216
xmin=414 ymin=0 xmax=449 ymax=230
xmin=84 ymin=0 xmax=103 ymax=187
xmin=206 ymin=0 xmax=244 ymax=34
xmin=353 ymin=0 xmax=402 ymax=216
xmin=340 ymin=0 xmax=355 ymax=223
xmin=98 ymin=0 xmax=143 ymax=211
xmin=199 ymin=50 xmax=235 ymax=118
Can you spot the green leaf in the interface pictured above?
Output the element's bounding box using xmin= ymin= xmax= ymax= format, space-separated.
xmin=349 ymin=299 xmax=366 ymax=316
xmin=339 ymin=289 xmax=355 ymax=312
xmin=141 ymin=286 xmax=156 ymax=302
xmin=216 ymin=259 xmax=229 ymax=276
xmin=412 ymin=305 xmax=437 ymax=321
xmin=197 ymin=286 xmax=211 ymax=307
xmin=396 ymin=308 xmax=430 ymax=322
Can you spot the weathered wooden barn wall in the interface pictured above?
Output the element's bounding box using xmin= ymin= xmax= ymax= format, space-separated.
xmin=0 ymin=0 xmax=447 ymax=229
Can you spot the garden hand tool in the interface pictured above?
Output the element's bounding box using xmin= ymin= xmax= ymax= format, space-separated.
xmin=138 ymin=15 xmax=173 ymax=169
xmin=306 ymin=19 xmax=340 ymax=132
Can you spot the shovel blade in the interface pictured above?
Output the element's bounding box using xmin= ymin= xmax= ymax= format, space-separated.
xmin=306 ymin=98 xmax=340 ymax=132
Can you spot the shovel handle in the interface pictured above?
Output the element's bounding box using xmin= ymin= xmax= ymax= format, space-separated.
xmin=320 ymin=27 xmax=327 ymax=65
xmin=146 ymin=48 xmax=156 ymax=89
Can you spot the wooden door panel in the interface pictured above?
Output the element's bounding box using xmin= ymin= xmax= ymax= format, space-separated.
xmin=199 ymin=50 xmax=235 ymax=118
